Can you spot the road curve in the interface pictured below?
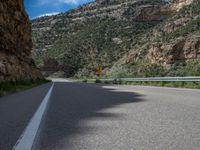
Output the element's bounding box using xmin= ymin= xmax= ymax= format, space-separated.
xmin=0 ymin=82 xmax=200 ymax=150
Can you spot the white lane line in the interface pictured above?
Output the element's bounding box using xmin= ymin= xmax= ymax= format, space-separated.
xmin=12 ymin=83 xmax=55 ymax=150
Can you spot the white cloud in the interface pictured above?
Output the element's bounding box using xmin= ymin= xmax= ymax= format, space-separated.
xmin=59 ymin=0 xmax=91 ymax=5
xmin=32 ymin=0 xmax=93 ymax=18
xmin=61 ymin=0 xmax=79 ymax=4
xmin=37 ymin=12 xmax=59 ymax=18
xmin=35 ymin=0 xmax=84 ymax=6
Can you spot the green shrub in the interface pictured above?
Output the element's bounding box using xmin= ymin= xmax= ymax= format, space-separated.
xmin=95 ymin=79 xmax=102 ymax=83
xmin=103 ymin=80 xmax=111 ymax=84
xmin=0 ymin=79 xmax=50 ymax=97
xmin=82 ymin=79 xmax=88 ymax=83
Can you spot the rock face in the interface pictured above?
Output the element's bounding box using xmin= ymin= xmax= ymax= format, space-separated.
xmin=125 ymin=3 xmax=171 ymax=21
xmin=32 ymin=0 xmax=200 ymax=77
xmin=148 ymin=36 xmax=200 ymax=66
xmin=0 ymin=0 xmax=41 ymax=81
xmin=171 ymin=0 xmax=194 ymax=11
xmin=32 ymin=0 xmax=173 ymax=77
xmin=134 ymin=5 xmax=170 ymax=21
xmin=40 ymin=58 xmax=60 ymax=76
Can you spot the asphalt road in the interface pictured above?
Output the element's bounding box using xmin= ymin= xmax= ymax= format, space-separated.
xmin=0 ymin=82 xmax=200 ymax=150
xmin=0 ymin=82 xmax=52 ymax=150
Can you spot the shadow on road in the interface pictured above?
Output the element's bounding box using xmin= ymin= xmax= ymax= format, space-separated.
xmin=33 ymin=82 xmax=145 ymax=149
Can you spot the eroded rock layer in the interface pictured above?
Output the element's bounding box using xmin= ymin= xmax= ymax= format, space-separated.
xmin=0 ymin=0 xmax=41 ymax=81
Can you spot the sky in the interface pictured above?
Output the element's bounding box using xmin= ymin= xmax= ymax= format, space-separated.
xmin=24 ymin=0 xmax=94 ymax=19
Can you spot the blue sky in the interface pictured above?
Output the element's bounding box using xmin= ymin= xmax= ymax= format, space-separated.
xmin=24 ymin=0 xmax=94 ymax=19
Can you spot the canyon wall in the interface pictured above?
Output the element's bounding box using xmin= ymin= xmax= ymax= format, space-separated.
xmin=0 ymin=0 xmax=41 ymax=81
xmin=32 ymin=0 xmax=200 ymax=77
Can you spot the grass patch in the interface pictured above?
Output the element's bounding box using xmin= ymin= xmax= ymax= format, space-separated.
xmin=80 ymin=79 xmax=200 ymax=89
xmin=0 ymin=79 xmax=50 ymax=97
xmin=82 ymin=79 xmax=88 ymax=83
xmin=122 ymin=81 xmax=200 ymax=89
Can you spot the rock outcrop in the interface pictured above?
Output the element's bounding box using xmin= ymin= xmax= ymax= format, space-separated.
xmin=134 ymin=5 xmax=171 ymax=21
xmin=147 ymin=38 xmax=194 ymax=66
xmin=0 ymin=0 xmax=41 ymax=81
xmin=171 ymin=0 xmax=194 ymax=11
xmin=40 ymin=58 xmax=60 ymax=76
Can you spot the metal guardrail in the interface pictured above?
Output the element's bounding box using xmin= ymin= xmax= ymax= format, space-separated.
xmin=91 ymin=76 xmax=200 ymax=82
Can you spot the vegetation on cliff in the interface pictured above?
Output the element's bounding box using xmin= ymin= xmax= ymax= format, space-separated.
xmin=32 ymin=0 xmax=200 ymax=78
xmin=109 ymin=0 xmax=200 ymax=77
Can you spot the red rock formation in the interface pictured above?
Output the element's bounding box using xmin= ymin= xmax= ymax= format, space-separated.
xmin=135 ymin=5 xmax=171 ymax=21
xmin=0 ymin=0 xmax=41 ymax=81
xmin=148 ymin=36 xmax=200 ymax=66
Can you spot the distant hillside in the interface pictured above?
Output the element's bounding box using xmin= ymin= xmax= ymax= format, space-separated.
xmin=32 ymin=0 xmax=200 ymax=78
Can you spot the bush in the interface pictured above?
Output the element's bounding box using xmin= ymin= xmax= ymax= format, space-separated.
xmin=103 ymin=80 xmax=111 ymax=84
xmin=82 ymin=79 xmax=88 ymax=83
xmin=112 ymin=79 xmax=118 ymax=84
xmin=0 ymin=79 xmax=50 ymax=97
xmin=95 ymin=79 xmax=102 ymax=83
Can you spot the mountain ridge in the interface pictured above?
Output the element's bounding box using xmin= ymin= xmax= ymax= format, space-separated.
xmin=32 ymin=0 xmax=200 ymax=78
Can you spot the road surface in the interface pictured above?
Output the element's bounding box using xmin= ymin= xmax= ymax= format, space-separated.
xmin=0 ymin=82 xmax=200 ymax=150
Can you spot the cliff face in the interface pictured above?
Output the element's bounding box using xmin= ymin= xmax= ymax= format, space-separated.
xmin=32 ymin=0 xmax=172 ymax=77
xmin=112 ymin=0 xmax=200 ymax=77
xmin=32 ymin=0 xmax=200 ymax=78
xmin=0 ymin=0 xmax=41 ymax=81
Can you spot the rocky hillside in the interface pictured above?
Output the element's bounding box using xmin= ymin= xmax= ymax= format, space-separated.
xmin=0 ymin=0 xmax=41 ymax=82
xmin=32 ymin=0 xmax=200 ymax=78
xmin=110 ymin=0 xmax=200 ymax=77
